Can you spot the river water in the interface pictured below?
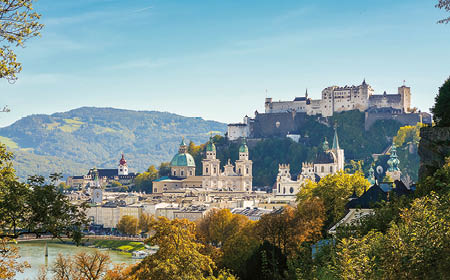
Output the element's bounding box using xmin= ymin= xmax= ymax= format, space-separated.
xmin=14 ymin=241 xmax=138 ymax=280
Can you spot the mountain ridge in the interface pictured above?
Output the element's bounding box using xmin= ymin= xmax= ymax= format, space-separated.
xmin=0 ymin=107 xmax=227 ymax=179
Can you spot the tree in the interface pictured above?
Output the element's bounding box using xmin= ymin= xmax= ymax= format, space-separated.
xmin=138 ymin=213 xmax=154 ymax=233
xmin=134 ymin=165 xmax=158 ymax=193
xmin=158 ymin=162 xmax=170 ymax=177
xmin=436 ymin=0 xmax=450 ymax=24
xmin=297 ymin=171 xmax=370 ymax=228
xmin=117 ymin=215 xmax=139 ymax=236
xmin=0 ymin=0 xmax=44 ymax=82
xmin=432 ymin=77 xmax=450 ymax=126
xmin=335 ymin=192 xmax=450 ymax=280
xmin=417 ymin=157 xmax=450 ymax=196
xmin=243 ymin=241 xmax=288 ymax=280
xmin=43 ymin=251 xmax=111 ymax=280
xmin=0 ymin=238 xmax=30 ymax=280
xmin=132 ymin=217 xmax=214 ymax=280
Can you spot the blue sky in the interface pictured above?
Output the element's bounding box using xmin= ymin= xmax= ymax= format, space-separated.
xmin=1 ymin=0 xmax=449 ymax=127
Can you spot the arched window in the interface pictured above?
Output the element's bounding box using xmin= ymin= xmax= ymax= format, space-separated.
xmin=278 ymin=184 xmax=280 ymax=193
xmin=246 ymin=168 xmax=249 ymax=174
xmin=181 ymin=170 xmax=184 ymax=176
xmin=321 ymin=166 xmax=324 ymax=173
xmin=330 ymin=166 xmax=333 ymax=173
xmin=190 ymin=171 xmax=193 ymax=176
xmin=290 ymin=187 xmax=294 ymax=194
xmin=173 ymin=170 xmax=176 ymax=176
xmin=213 ymin=167 xmax=216 ymax=174
xmin=283 ymin=187 xmax=286 ymax=194
xmin=206 ymin=167 xmax=209 ymax=174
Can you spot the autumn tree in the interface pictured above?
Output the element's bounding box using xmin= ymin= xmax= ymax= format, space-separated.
xmin=0 ymin=0 xmax=44 ymax=82
xmin=298 ymin=171 xmax=370 ymax=228
xmin=138 ymin=213 xmax=154 ymax=233
xmin=132 ymin=217 xmax=214 ymax=280
xmin=0 ymin=238 xmax=30 ymax=280
xmin=436 ymin=0 xmax=450 ymax=23
xmin=45 ymin=251 xmax=111 ymax=280
xmin=432 ymin=77 xmax=450 ymax=126
xmin=117 ymin=215 xmax=139 ymax=236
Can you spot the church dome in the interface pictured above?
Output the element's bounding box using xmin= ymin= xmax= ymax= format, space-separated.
xmin=315 ymin=150 xmax=336 ymax=164
xmin=170 ymin=153 xmax=196 ymax=167
xmin=119 ymin=154 xmax=127 ymax=165
xmin=239 ymin=138 xmax=248 ymax=153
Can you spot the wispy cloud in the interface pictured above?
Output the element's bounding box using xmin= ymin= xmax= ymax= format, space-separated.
xmin=134 ymin=6 xmax=153 ymax=13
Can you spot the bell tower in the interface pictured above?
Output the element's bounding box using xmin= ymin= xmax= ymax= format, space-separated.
xmin=118 ymin=154 xmax=128 ymax=175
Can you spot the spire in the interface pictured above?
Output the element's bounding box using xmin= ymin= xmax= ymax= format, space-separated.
xmin=332 ymin=126 xmax=340 ymax=150
xmin=119 ymin=153 xmax=127 ymax=166
xmin=305 ymin=88 xmax=308 ymax=98
xmin=179 ymin=137 xmax=188 ymax=153
xmin=387 ymin=143 xmax=400 ymax=172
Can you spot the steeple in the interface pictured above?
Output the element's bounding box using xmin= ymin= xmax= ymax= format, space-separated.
xmin=179 ymin=137 xmax=188 ymax=153
xmin=332 ymin=127 xmax=340 ymax=150
xmin=387 ymin=144 xmax=400 ymax=172
xmin=305 ymin=88 xmax=308 ymax=98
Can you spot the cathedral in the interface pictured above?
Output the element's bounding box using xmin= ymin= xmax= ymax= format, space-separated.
xmin=152 ymin=137 xmax=253 ymax=194
xmin=273 ymin=128 xmax=345 ymax=199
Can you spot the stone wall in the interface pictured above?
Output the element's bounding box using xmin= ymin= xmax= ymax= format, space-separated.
xmin=250 ymin=111 xmax=309 ymax=138
xmin=365 ymin=111 xmax=432 ymax=130
xmin=418 ymin=126 xmax=450 ymax=180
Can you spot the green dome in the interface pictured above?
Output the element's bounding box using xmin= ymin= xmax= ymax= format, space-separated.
xmin=239 ymin=138 xmax=248 ymax=153
xmin=239 ymin=143 xmax=248 ymax=153
xmin=170 ymin=153 xmax=196 ymax=167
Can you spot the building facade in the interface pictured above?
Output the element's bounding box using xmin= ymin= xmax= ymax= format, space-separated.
xmin=153 ymin=137 xmax=253 ymax=194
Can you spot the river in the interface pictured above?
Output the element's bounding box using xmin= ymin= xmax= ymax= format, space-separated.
xmin=14 ymin=241 xmax=138 ymax=280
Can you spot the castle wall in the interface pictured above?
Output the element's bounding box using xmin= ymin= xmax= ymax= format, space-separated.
xmin=418 ymin=126 xmax=450 ymax=180
xmin=251 ymin=111 xmax=309 ymax=138
xmin=364 ymin=110 xmax=431 ymax=130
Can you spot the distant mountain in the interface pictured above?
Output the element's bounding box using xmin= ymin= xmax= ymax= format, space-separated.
xmin=0 ymin=107 xmax=227 ymax=179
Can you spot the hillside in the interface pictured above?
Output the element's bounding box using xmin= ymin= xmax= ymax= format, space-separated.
xmin=0 ymin=107 xmax=227 ymax=179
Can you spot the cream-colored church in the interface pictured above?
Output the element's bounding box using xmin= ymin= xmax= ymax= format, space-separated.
xmin=152 ymin=138 xmax=253 ymax=194
xmin=273 ymin=129 xmax=345 ymax=199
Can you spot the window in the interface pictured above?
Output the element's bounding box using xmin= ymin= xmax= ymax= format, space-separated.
xmin=213 ymin=167 xmax=216 ymax=174
xmin=330 ymin=166 xmax=333 ymax=172
xmin=278 ymin=184 xmax=280 ymax=193
xmin=239 ymin=168 xmax=241 ymax=174
xmin=246 ymin=168 xmax=249 ymax=174
xmin=190 ymin=171 xmax=193 ymax=176
xmin=283 ymin=187 xmax=286 ymax=194
xmin=173 ymin=171 xmax=176 ymax=176
xmin=206 ymin=167 xmax=209 ymax=173
xmin=290 ymin=187 xmax=294 ymax=194
xmin=181 ymin=171 xmax=184 ymax=176
xmin=154 ymin=188 xmax=157 ymax=192
xmin=321 ymin=166 xmax=324 ymax=172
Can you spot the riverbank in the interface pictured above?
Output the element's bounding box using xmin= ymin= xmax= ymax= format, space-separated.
xmin=85 ymin=239 xmax=146 ymax=255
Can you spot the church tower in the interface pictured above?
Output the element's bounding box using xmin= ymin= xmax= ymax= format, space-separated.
xmin=202 ymin=137 xmax=221 ymax=189
xmin=235 ymin=138 xmax=253 ymax=192
xmin=118 ymin=154 xmax=128 ymax=175
xmin=91 ymin=168 xmax=103 ymax=204
xmin=331 ymin=128 xmax=345 ymax=171
xmin=386 ymin=143 xmax=401 ymax=181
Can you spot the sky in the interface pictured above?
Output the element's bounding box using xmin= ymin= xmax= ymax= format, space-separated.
xmin=1 ymin=0 xmax=449 ymax=127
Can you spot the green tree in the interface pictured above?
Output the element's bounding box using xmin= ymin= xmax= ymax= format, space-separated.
xmin=158 ymin=162 xmax=170 ymax=177
xmin=432 ymin=77 xmax=450 ymax=126
xmin=298 ymin=171 xmax=370 ymax=228
xmin=0 ymin=0 xmax=44 ymax=82
xmin=132 ymin=217 xmax=214 ymax=280
xmin=134 ymin=165 xmax=158 ymax=193
xmin=117 ymin=215 xmax=139 ymax=236
xmin=436 ymin=0 xmax=450 ymax=24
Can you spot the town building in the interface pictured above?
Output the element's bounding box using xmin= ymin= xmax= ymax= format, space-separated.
xmin=66 ymin=154 xmax=138 ymax=189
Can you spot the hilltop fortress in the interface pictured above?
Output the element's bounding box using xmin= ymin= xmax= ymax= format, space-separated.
xmin=228 ymin=80 xmax=431 ymax=140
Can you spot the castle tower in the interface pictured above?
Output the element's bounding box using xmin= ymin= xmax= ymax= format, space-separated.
xmin=398 ymin=83 xmax=411 ymax=113
xmin=118 ymin=154 xmax=128 ymax=175
xmin=275 ymin=164 xmax=291 ymax=195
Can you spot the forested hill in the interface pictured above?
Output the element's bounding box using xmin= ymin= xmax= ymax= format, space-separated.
xmin=0 ymin=107 xmax=227 ymax=179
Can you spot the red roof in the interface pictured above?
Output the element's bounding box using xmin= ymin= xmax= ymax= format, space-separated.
xmin=119 ymin=154 xmax=127 ymax=165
